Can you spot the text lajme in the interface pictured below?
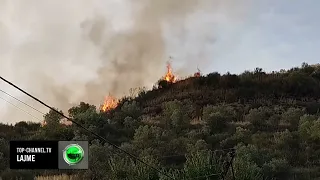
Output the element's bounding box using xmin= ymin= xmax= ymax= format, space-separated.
xmin=17 ymin=155 xmax=35 ymax=162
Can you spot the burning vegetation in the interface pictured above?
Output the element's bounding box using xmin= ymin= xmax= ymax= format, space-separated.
xmin=99 ymin=62 xmax=201 ymax=112
xmin=163 ymin=62 xmax=177 ymax=83
xmin=100 ymin=94 xmax=118 ymax=112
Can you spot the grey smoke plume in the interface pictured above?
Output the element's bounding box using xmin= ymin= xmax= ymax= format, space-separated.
xmin=0 ymin=0 xmax=252 ymax=123
xmin=80 ymin=0 xmax=252 ymax=101
xmin=81 ymin=0 xmax=200 ymax=100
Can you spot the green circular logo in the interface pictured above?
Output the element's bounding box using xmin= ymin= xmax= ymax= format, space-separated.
xmin=63 ymin=144 xmax=84 ymax=165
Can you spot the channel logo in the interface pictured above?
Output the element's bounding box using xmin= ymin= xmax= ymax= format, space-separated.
xmin=58 ymin=141 xmax=88 ymax=169
xmin=63 ymin=144 xmax=84 ymax=165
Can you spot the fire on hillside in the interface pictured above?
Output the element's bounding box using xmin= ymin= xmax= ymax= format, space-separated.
xmin=163 ymin=62 xmax=177 ymax=83
xmin=163 ymin=62 xmax=201 ymax=82
xmin=100 ymin=94 xmax=118 ymax=112
xmin=99 ymin=62 xmax=201 ymax=112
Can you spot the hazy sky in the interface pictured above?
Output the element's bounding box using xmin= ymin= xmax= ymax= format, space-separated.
xmin=1 ymin=0 xmax=320 ymax=124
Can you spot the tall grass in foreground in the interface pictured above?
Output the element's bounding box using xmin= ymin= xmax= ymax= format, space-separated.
xmin=35 ymin=174 xmax=78 ymax=180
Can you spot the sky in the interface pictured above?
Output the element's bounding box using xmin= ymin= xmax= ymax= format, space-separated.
xmin=0 ymin=0 xmax=320 ymax=124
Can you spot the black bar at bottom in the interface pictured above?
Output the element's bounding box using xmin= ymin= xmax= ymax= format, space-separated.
xmin=10 ymin=141 xmax=58 ymax=169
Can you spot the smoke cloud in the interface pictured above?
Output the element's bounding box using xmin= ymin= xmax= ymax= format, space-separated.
xmin=0 ymin=0 xmax=252 ymax=123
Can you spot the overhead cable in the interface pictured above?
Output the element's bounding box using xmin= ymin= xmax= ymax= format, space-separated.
xmin=0 ymin=94 xmax=42 ymax=122
xmin=0 ymin=76 xmax=174 ymax=179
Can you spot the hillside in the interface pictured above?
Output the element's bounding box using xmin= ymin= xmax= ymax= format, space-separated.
xmin=1 ymin=63 xmax=320 ymax=179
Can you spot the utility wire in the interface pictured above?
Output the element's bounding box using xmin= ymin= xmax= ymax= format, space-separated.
xmin=2 ymin=87 xmax=227 ymax=179
xmin=0 ymin=86 xmax=236 ymax=179
xmin=0 ymin=89 xmax=45 ymax=115
xmin=0 ymin=76 xmax=174 ymax=180
xmin=0 ymin=89 xmax=235 ymax=180
xmin=0 ymin=95 xmax=42 ymax=122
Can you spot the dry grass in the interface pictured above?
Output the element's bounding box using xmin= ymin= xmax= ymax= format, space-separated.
xmin=35 ymin=174 xmax=78 ymax=180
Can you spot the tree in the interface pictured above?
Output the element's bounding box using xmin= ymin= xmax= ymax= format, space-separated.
xmin=68 ymin=102 xmax=96 ymax=118
xmin=233 ymin=144 xmax=263 ymax=180
xmin=108 ymin=155 xmax=159 ymax=180
xmin=132 ymin=125 xmax=168 ymax=155
xmin=0 ymin=138 xmax=9 ymax=171
xmin=298 ymin=115 xmax=320 ymax=141
xmin=202 ymin=105 xmax=234 ymax=133
xmin=262 ymin=158 xmax=291 ymax=179
xmin=221 ymin=127 xmax=251 ymax=148
xmin=121 ymin=101 xmax=142 ymax=119
xmin=281 ymin=108 xmax=305 ymax=130
xmin=220 ymin=73 xmax=240 ymax=88
xmin=44 ymin=109 xmax=63 ymax=125
xmin=267 ymin=114 xmax=281 ymax=128
xmin=245 ymin=107 xmax=272 ymax=130
xmin=205 ymin=72 xmax=221 ymax=86
xmin=78 ymin=141 xmax=113 ymax=180
xmin=162 ymin=100 xmax=190 ymax=130
xmin=158 ymin=79 xmax=171 ymax=88
xmin=36 ymin=109 xmax=74 ymax=140
xmin=183 ymin=150 xmax=221 ymax=180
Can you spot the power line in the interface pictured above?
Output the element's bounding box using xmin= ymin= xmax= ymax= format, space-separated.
xmin=0 ymin=89 xmax=45 ymax=115
xmin=0 ymin=89 xmax=72 ymax=125
xmin=0 ymin=81 xmax=237 ymax=179
xmin=0 ymin=83 xmax=237 ymax=180
xmin=0 ymin=95 xmax=42 ymax=122
xmin=0 ymin=76 xmax=174 ymax=179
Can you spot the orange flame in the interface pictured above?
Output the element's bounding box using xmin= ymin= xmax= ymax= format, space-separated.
xmin=164 ymin=62 xmax=177 ymax=83
xmin=101 ymin=94 xmax=118 ymax=112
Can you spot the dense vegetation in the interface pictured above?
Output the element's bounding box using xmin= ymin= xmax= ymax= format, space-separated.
xmin=1 ymin=63 xmax=320 ymax=180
